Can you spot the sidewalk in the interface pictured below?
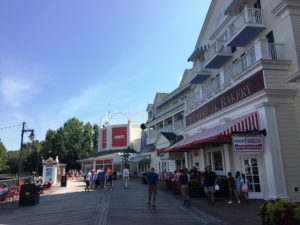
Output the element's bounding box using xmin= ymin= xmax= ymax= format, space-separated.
xmin=155 ymin=179 xmax=263 ymax=225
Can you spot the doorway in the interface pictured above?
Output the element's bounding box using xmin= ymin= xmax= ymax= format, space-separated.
xmin=241 ymin=156 xmax=263 ymax=199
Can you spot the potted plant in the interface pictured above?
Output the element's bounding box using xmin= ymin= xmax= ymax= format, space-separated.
xmin=259 ymin=198 xmax=300 ymax=225
xmin=188 ymin=179 xmax=204 ymax=198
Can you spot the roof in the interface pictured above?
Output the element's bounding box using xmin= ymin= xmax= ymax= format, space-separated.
xmin=129 ymin=155 xmax=150 ymax=163
xmin=140 ymin=144 xmax=156 ymax=153
xmin=160 ymin=132 xmax=184 ymax=146
xmin=78 ymin=149 xmax=137 ymax=161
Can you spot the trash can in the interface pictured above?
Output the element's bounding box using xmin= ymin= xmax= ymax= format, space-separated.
xmin=142 ymin=173 xmax=148 ymax=184
xmin=19 ymin=183 xmax=40 ymax=206
xmin=61 ymin=175 xmax=67 ymax=187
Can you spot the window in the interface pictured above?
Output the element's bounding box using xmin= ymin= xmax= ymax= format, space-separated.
xmin=206 ymin=149 xmax=224 ymax=172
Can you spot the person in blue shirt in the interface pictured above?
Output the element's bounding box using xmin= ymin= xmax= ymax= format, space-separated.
xmin=147 ymin=167 xmax=158 ymax=208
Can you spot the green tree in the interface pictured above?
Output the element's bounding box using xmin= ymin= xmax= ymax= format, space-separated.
xmin=63 ymin=118 xmax=83 ymax=170
xmin=0 ymin=139 xmax=8 ymax=172
xmin=5 ymin=150 xmax=19 ymax=174
xmin=43 ymin=129 xmax=57 ymax=159
xmin=92 ymin=124 xmax=99 ymax=152
xmin=82 ymin=122 xmax=93 ymax=157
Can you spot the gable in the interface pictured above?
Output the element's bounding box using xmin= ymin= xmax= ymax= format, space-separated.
xmin=195 ymin=0 xmax=232 ymax=48
xmin=179 ymin=69 xmax=194 ymax=87
xmin=153 ymin=92 xmax=168 ymax=105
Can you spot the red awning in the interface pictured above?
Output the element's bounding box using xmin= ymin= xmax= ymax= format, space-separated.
xmin=165 ymin=112 xmax=260 ymax=152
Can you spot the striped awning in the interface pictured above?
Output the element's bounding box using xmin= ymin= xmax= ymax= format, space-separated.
xmin=225 ymin=0 xmax=250 ymax=16
xmin=165 ymin=112 xmax=260 ymax=152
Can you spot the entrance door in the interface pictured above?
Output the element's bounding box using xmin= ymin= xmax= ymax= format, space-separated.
xmin=241 ymin=156 xmax=263 ymax=199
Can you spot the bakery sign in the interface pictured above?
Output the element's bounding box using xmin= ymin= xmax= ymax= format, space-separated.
xmin=186 ymin=71 xmax=264 ymax=126
xmin=233 ymin=136 xmax=264 ymax=152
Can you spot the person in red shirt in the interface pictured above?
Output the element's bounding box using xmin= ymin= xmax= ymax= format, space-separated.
xmin=106 ymin=167 xmax=113 ymax=190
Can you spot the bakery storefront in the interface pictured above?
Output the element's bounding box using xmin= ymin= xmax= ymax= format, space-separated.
xmin=164 ymin=71 xmax=279 ymax=199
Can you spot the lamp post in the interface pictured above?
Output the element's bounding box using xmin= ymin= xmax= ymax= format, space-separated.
xmin=18 ymin=122 xmax=35 ymax=186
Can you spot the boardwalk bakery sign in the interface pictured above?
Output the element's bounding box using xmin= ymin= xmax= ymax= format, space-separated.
xmin=186 ymin=71 xmax=264 ymax=126
xmin=233 ymin=136 xmax=264 ymax=152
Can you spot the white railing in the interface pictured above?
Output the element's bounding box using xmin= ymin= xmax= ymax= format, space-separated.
xmin=202 ymin=76 xmax=221 ymax=99
xmin=268 ymin=43 xmax=284 ymax=60
xmin=148 ymin=129 xmax=156 ymax=139
xmin=155 ymin=99 xmax=185 ymax=118
xmin=174 ymin=120 xmax=184 ymax=131
xmin=186 ymin=91 xmax=203 ymax=113
xmin=228 ymin=7 xmax=263 ymax=39
xmin=205 ymin=39 xmax=232 ymax=64
xmin=163 ymin=124 xmax=173 ymax=132
xmin=224 ymin=48 xmax=256 ymax=83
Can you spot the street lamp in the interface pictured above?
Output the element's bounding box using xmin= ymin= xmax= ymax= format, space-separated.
xmin=18 ymin=122 xmax=35 ymax=186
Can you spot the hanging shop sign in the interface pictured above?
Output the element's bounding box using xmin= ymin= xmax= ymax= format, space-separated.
xmin=102 ymin=129 xmax=107 ymax=149
xmin=233 ymin=136 xmax=264 ymax=152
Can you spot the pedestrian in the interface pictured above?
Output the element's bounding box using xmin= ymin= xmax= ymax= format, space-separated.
xmin=180 ymin=169 xmax=190 ymax=206
xmin=106 ymin=167 xmax=113 ymax=190
xmin=147 ymin=167 xmax=159 ymax=208
xmin=97 ymin=167 xmax=105 ymax=189
xmin=123 ymin=165 xmax=130 ymax=189
xmin=235 ymin=171 xmax=241 ymax=196
xmin=241 ymin=173 xmax=249 ymax=202
xmin=85 ymin=169 xmax=92 ymax=192
xmin=227 ymin=172 xmax=241 ymax=204
xmin=203 ymin=165 xmax=217 ymax=206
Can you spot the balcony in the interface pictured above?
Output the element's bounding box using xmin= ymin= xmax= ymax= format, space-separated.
xmin=227 ymin=7 xmax=266 ymax=47
xmin=224 ymin=41 xmax=285 ymax=84
xmin=204 ymin=39 xmax=233 ymax=69
xmin=186 ymin=76 xmax=221 ymax=113
xmin=202 ymin=76 xmax=221 ymax=99
xmin=174 ymin=120 xmax=184 ymax=131
xmin=190 ymin=61 xmax=211 ymax=84
xmin=155 ymin=99 xmax=185 ymax=119
xmin=163 ymin=124 xmax=173 ymax=133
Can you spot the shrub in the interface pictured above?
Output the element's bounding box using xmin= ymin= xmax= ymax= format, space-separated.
xmin=259 ymin=199 xmax=300 ymax=225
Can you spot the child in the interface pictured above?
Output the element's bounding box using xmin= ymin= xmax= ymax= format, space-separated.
xmin=227 ymin=172 xmax=240 ymax=204
xmin=241 ymin=173 xmax=249 ymax=202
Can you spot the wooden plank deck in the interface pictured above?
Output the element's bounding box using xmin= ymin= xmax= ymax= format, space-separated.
xmin=0 ymin=179 xmax=223 ymax=225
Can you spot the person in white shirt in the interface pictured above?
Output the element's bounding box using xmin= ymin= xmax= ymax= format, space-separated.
xmin=85 ymin=169 xmax=92 ymax=192
xmin=123 ymin=166 xmax=130 ymax=189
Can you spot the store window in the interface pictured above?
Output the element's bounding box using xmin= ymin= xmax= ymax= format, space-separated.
xmin=206 ymin=149 xmax=224 ymax=172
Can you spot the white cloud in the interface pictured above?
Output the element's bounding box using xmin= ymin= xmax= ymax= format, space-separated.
xmin=0 ymin=58 xmax=47 ymax=108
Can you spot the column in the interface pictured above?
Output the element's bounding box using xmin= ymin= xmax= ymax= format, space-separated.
xmin=223 ymin=144 xmax=231 ymax=173
xmin=199 ymin=148 xmax=205 ymax=171
xmin=256 ymin=102 xmax=288 ymax=199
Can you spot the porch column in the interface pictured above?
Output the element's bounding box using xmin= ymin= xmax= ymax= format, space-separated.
xmin=199 ymin=148 xmax=205 ymax=171
xmin=223 ymin=144 xmax=231 ymax=173
xmin=256 ymin=102 xmax=288 ymax=199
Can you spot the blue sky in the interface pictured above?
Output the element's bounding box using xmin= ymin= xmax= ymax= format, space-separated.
xmin=0 ymin=0 xmax=210 ymax=150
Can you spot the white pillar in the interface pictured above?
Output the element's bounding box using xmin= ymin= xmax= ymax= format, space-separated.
xmin=223 ymin=144 xmax=231 ymax=173
xmin=254 ymin=38 xmax=270 ymax=61
xmin=184 ymin=152 xmax=188 ymax=169
xmin=256 ymin=102 xmax=288 ymax=199
xmin=199 ymin=149 xmax=205 ymax=171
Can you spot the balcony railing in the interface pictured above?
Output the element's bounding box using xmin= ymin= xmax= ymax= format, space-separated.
xmin=227 ymin=7 xmax=265 ymax=47
xmin=155 ymin=99 xmax=185 ymax=118
xmin=174 ymin=120 xmax=184 ymax=131
xmin=186 ymin=92 xmax=203 ymax=113
xmin=163 ymin=124 xmax=173 ymax=133
xmin=204 ymin=39 xmax=233 ymax=68
xmin=268 ymin=43 xmax=285 ymax=60
xmin=202 ymin=76 xmax=221 ymax=99
xmin=224 ymin=48 xmax=256 ymax=83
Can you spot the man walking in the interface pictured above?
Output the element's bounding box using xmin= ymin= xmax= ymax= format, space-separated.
xmin=147 ymin=167 xmax=158 ymax=208
xmin=203 ymin=165 xmax=217 ymax=206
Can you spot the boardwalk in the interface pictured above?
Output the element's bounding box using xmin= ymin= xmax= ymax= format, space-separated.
xmin=0 ymin=180 xmax=223 ymax=225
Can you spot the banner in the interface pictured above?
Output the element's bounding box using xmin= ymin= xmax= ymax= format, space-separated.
xmin=102 ymin=129 xmax=107 ymax=149
xmin=233 ymin=136 xmax=264 ymax=152
xmin=112 ymin=127 xmax=127 ymax=147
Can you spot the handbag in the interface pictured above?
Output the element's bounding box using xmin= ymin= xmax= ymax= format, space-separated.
xmin=215 ymin=184 xmax=220 ymax=191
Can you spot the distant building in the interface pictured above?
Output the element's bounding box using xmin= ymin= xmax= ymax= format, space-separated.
xmin=77 ymin=121 xmax=141 ymax=174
